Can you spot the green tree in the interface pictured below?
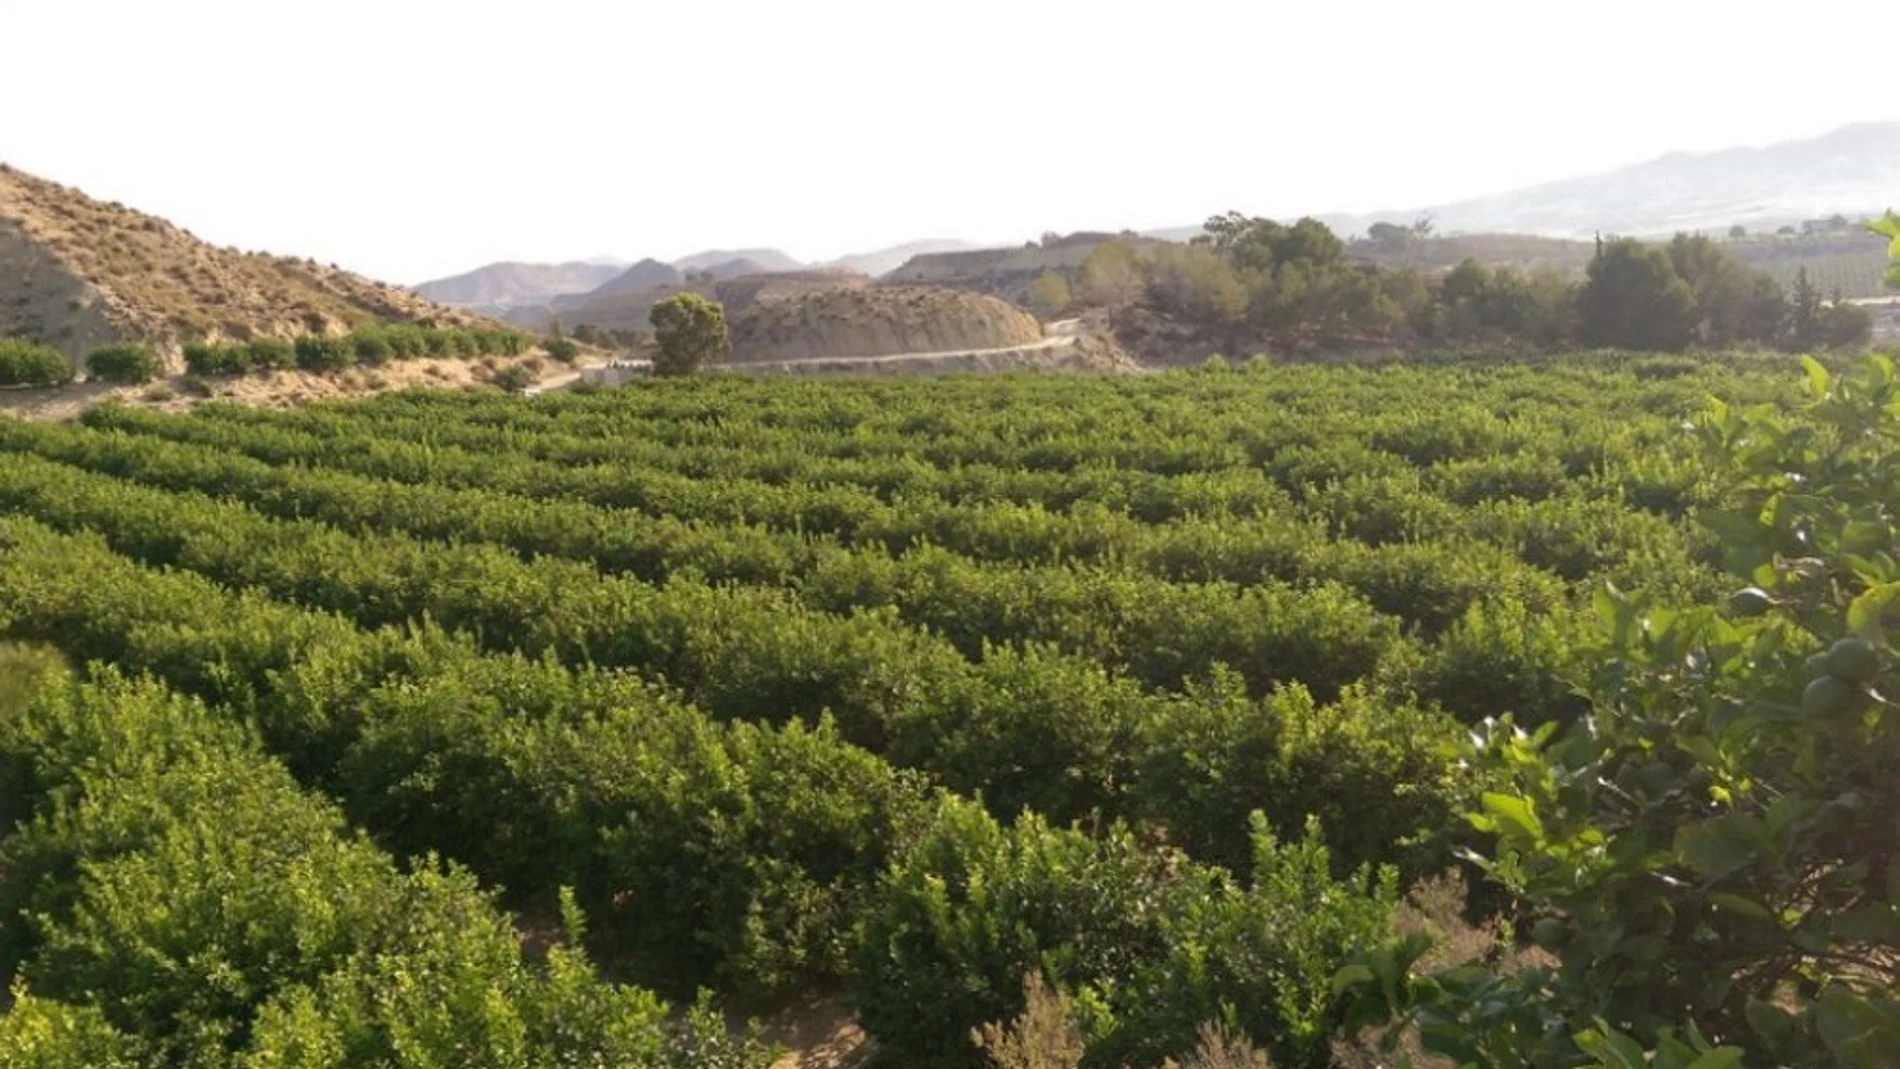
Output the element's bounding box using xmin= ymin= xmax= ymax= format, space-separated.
xmin=648 ymin=292 xmax=730 ymax=377
xmin=1366 ymin=222 xmax=1411 ymax=246
xmin=1665 ymin=233 xmax=1785 ymax=347
xmin=1577 ymin=238 xmax=1697 ymax=352
xmin=1028 ymin=271 xmax=1072 ymax=317
xmin=1079 ymin=241 xmax=1142 ymax=305
xmin=1342 ymin=357 xmax=1900 ymax=1067
xmin=1789 ymin=265 xmax=1822 ymax=348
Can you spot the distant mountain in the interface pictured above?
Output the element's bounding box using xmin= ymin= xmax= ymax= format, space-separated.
xmin=1147 ymin=122 xmax=1900 ymax=242
xmin=580 ymin=258 xmax=685 ymax=299
xmin=693 ymin=257 xmax=778 ymax=281
xmin=672 ymin=248 xmax=805 ymax=274
xmin=413 ymin=261 xmax=624 ymax=308
xmin=821 ymin=240 xmax=978 ymax=279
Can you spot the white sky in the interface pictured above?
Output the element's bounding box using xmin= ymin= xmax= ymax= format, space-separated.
xmin=1 ymin=0 xmax=1893 ymax=283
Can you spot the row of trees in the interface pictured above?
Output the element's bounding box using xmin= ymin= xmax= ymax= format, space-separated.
xmin=0 ymin=339 xmax=169 ymax=388
xmin=1073 ymin=217 xmax=1875 ymax=355
xmin=183 ymin=323 xmax=531 ymax=376
xmin=0 ymin=645 xmax=771 ymax=1068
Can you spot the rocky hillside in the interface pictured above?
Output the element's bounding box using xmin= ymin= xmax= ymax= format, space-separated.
xmin=0 ymin=165 xmax=481 ymax=363
xmin=413 ymin=261 xmax=623 ymax=307
xmin=515 ymin=269 xmax=870 ymax=333
xmin=728 ymin=286 xmax=1041 ymax=362
xmin=887 ymin=233 xmax=1169 ymax=305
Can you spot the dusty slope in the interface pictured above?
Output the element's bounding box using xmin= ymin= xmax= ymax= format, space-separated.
xmin=413 ymin=261 xmax=624 ymax=307
xmin=0 ymin=164 xmax=483 ymax=362
xmin=727 ymin=286 xmax=1042 ymax=362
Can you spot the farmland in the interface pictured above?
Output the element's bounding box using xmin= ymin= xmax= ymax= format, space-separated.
xmin=0 ymin=354 xmax=1858 ymax=1065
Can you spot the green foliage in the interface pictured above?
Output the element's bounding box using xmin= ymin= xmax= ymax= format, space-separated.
xmin=245 ymin=336 xmax=297 ymax=370
xmin=853 ymin=800 xmax=1396 ymax=1069
xmin=0 ymin=338 xmax=74 ymax=388
xmin=650 ymin=292 xmax=730 ymax=376
xmin=82 ymin=344 xmax=162 ymax=384
xmin=1028 ymin=270 xmax=1073 ymax=316
xmin=544 ymin=335 xmax=580 ymax=361
xmin=1578 ymin=238 xmax=1699 ymax=352
xmin=1869 ymin=209 xmax=1900 ymax=289
xmin=0 ymin=668 xmax=769 ymax=1069
xmin=490 ymin=363 xmax=534 ymax=392
xmin=294 ymin=333 xmax=354 ymax=371
xmin=0 ymin=355 xmax=1827 ymax=1064
xmin=1341 ymin=355 xmax=1900 ymax=1066
xmin=181 ymin=325 xmax=527 ymax=378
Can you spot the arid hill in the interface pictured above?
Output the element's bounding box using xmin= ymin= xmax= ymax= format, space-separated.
xmin=413 ymin=261 xmax=624 ymax=308
xmin=0 ymin=165 xmax=481 ymax=363
xmin=728 ymin=286 xmax=1041 ymax=363
xmin=519 ymin=269 xmax=870 ymax=332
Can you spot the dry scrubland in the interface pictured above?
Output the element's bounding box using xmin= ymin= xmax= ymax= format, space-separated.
xmin=0 ymin=165 xmax=483 ymax=363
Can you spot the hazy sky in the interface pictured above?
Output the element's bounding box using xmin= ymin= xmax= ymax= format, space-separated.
xmin=2 ymin=0 xmax=1893 ymax=283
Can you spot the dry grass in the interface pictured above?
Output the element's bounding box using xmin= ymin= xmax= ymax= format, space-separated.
xmin=1330 ymin=871 xmax=1555 ymax=1069
xmin=973 ymin=975 xmax=1087 ymax=1069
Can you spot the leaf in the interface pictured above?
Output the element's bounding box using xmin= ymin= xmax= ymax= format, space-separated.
xmin=1684 ymin=1050 xmax=1744 ymax=1069
xmin=1675 ymin=816 xmax=1759 ymax=882
xmin=1815 ymin=989 xmax=1900 ymax=1068
xmin=1330 ymin=963 xmax=1375 ymax=995
xmin=1575 ymin=1024 xmax=1650 ymax=1069
xmin=1846 ymin=582 xmax=1900 ymax=643
xmin=1480 ymin=792 xmax=1544 ymax=844
xmin=1801 ymin=354 xmax=1830 ymax=401
xmin=1707 ymin=892 xmax=1774 ymax=922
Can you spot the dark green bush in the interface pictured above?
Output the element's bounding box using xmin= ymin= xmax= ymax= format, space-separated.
xmin=182 ymin=341 xmax=248 ymax=375
xmin=0 ymin=338 xmax=75 ymax=387
xmin=491 ymin=364 xmax=534 ymax=392
xmin=83 ymin=344 xmax=163 ymax=384
xmin=545 ymin=336 xmax=580 ymax=362
xmin=351 ymin=328 xmax=393 ymax=366
xmin=244 ymin=336 xmax=296 ymax=370
xmin=293 ymin=334 xmax=353 ymax=371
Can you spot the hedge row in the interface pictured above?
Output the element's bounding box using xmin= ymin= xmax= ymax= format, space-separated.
xmin=0 ymin=646 xmax=765 ymax=1067
xmin=182 ymin=323 xmax=529 ymax=376
xmin=0 ymin=519 xmax=1424 ymax=1062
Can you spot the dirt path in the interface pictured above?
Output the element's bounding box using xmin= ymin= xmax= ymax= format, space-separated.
xmin=737 ymin=318 xmax=1082 ymax=371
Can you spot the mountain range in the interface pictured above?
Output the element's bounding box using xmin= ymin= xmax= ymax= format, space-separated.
xmin=1305 ymin=121 xmax=1900 ymax=241
xmin=414 ymin=122 xmax=1900 ymax=312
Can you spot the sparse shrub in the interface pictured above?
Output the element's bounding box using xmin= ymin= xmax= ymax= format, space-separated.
xmin=293 ymin=333 xmax=353 ymax=371
xmin=973 ymin=975 xmax=1086 ymax=1069
xmin=0 ymin=338 xmax=75 ymax=387
xmin=491 ymin=364 xmax=535 ymax=392
xmin=84 ymin=343 xmax=163 ymax=384
xmin=177 ymin=376 xmax=214 ymax=398
xmin=142 ymin=384 xmax=177 ymax=403
xmin=544 ymin=336 xmax=580 ymax=362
